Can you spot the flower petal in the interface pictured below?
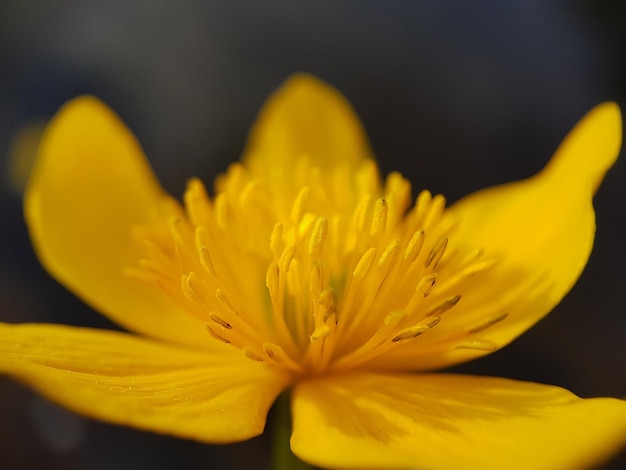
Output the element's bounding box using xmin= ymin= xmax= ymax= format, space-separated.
xmin=291 ymin=372 xmax=626 ymax=470
xmin=373 ymin=103 xmax=622 ymax=370
xmin=242 ymin=74 xmax=374 ymax=175
xmin=0 ymin=322 xmax=291 ymax=443
xmin=24 ymin=97 xmax=208 ymax=346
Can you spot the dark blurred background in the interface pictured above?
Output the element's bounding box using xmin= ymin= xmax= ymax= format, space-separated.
xmin=1 ymin=1 xmax=625 ymax=469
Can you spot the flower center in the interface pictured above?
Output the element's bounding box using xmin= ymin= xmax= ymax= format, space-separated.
xmin=128 ymin=159 xmax=499 ymax=377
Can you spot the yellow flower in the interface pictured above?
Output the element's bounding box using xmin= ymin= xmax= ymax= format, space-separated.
xmin=2 ymin=75 xmax=626 ymax=469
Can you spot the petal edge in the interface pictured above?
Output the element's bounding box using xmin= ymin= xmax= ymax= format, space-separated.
xmin=0 ymin=322 xmax=291 ymax=443
xmin=291 ymin=372 xmax=626 ymax=470
xmin=24 ymin=97 xmax=208 ymax=346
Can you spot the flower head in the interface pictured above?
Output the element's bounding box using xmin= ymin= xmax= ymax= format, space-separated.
xmin=2 ymin=75 xmax=626 ymax=469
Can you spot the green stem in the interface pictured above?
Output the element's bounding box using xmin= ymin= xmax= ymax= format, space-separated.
xmin=272 ymin=392 xmax=315 ymax=470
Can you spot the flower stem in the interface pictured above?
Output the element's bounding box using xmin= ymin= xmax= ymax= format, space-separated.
xmin=272 ymin=391 xmax=315 ymax=470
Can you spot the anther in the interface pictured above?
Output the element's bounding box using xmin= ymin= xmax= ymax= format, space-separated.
xmin=353 ymin=247 xmax=377 ymax=280
xmin=308 ymin=217 xmax=328 ymax=257
xmin=199 ymin=246 xmax=216 ymax=275
xmin=457 ymin=258 xmax=498 ymax=278
xmin=422 ymin=315 xmax=441 ymax=329
xmin=215 ymin=288 xmax=238 ymax=316
xmin=455 ymin=339 xmax=499 ymax=351
xmin=266 ymin=263 xmax=279 ymax=296
xmin=318 ymin=287 xmax=334 ymax=307
xmin=205 ymin=324 xmax=231 ymax=344
xmin=425 ymin=294 xmax=461 ymax=316
xmin=412 ymin=190 xmax=432 ymax=226
xmin=324 ymin=308 xmax=338 ymax=326
xmin=181 ymin=271 xmax=205 ymax=305
xmin=278 ymin=245 xmax=297 ymax=274
xmin=370 ymin=198 xmax=388 ymax=239
xmin=392 ymin=325 xmax=429 ymax=343
xmin=215 ymin=193 xmax=228 ymax=229
xmin=138 ymin=259 xmax=166 ymax=276
xmin=243 ymin=348 xmax=264 ymax=362
xmin=310 ymin=324 xmax=331 ymax=341
xmin=291 ymin=187 xmax=310 ymax=223
xmin=416 ymin=273 xmax=438 ymax=297
xmin=263 ymin=343 xmax=288 ymax=363
xmin=239 ymin=180 xmax=266 ymax=209
xmin=209 ymin=312 xmax=232 ymax=329
xmin=422 ymin=194 xmax=446 ymax=229
xmin=353 ymin=195 xmax=373 ymax=233
xmin=425 ymin=237 xmax=448 ymax=268
xmin=383 ymin=310 xmax=407 ymax=328
xmin=403 ymin=229 xmax=425 ymax=263
xmin=183 ymin=178 xmax=208 ymax=225
xmin=168 ymin=217 xmax=188 ymax=249
xmin=270 ymin=223 xmax=283 ymax=258
xmin=377 ymin=239 xmax=401 ymax=271
xmin=468 ymin=313 xmax=509 ymax=334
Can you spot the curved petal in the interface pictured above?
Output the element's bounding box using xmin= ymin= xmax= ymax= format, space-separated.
xmin=372 ymin=103 xmax=622 ymax=370
xmin=242 ymin=74 xmax=374 ymax=176
xmin=291 ymin=372 xmax=626 ymax=470
xmin=24 ymin=97 xmax=208 ymax=346
xmin=0 ymin=322 xmax=291 ymax=443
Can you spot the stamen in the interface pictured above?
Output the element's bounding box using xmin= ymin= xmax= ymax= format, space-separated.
xmin=309 ymin=262 xmax=324 ymax=299
xmin=265 ymin=262 xmax=279 ymax=298
xmin=425 ymin=294 xmax=461 ymax=316
xmin=467 ymin=313 xmax=509 ymax=333
xmin=411 ymin=190 xmax=432 ymax=227
xmin=384 ymin=310 xmax=407 ymax=328
xmin=263 ymin=343 xmax=286 ymax=363
xmin=423 ymin=315 xmax=441 ymax=328
xmin=455 ymin=339 xmax=499 ymax=351
xmin=195 ymin=227 xmax=217 ymax=276
xmin=209 ymin=312 xmax=232 ymax=329
xmin=417 ymin=273 xmax=438 ymax=297
xmin=214 ymin=193 xmax=228 ymax=229
xmin=205 ymin=323 xmax=231 ymax=344
xmin=370 ymin=198 xmax=388 ymax=239
xmin=184 ymin=178 xmax=211 ymax=226
xmin=215 ymin=288 xmax=239 ymax=316
xmin=391 ymin=314 xmax=441 ymax=343
xmin=308 ymin=217 xmax=328 ymax=258
xmin=391 ymin=325 xmax=429 ymax=343
xmin=278 ymin=245 xmax=297 ymax=274
xmin=310 ymin=324 xmax=331 ymax=340
xmin=239 ymin=180 xmax=267 ymax=209
xmin=425 ymin=236 xmax=448 ymax=268
xmin=457 ymin=258 xmax=498 ymax=278
xmin=270 ymin=223 xmax=283 ymax=259
xmin=403 ymin=229 xmax=425 ymax=263
xmin=353 ymin=247 xmax=377 ymax=280
xmin=297 ymin=213 xmax=317 ymax=240
xmin=291 ymin=187 xmax=310 ymax=223
xmin=422 ymin=194 xmax=446 ymax=229
xmin=181 ymin=272 xmax=212 ymax=316
xmin=131 ymin=152 xmax=502 ymax=378
xmin=353 ymin=195 xmax=373 ymax=233
xmin=199 ymin=246 xmax=216 ymax=276
xmin=377 ymin=239 xmax=401 ymax=274
xmin=243 ymin=348 xmax=264 ymax=362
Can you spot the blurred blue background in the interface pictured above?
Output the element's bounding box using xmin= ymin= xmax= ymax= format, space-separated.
xmin=1 ymin=1 xmax=625 ymax=468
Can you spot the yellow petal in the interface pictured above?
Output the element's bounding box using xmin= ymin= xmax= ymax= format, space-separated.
xmin=0 ymin=322 xmax=291 ymax=443
xmin=24 ymin=97 xmax=208 ymax=346
xmin=291 ymin=372 xmax=626 ymax=470
xmin=373 ymin=103 xmax=622 ymax=370
xmin=242 ymin=74 xmax=374 ymax=176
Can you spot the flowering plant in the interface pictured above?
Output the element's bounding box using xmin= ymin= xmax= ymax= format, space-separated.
xmin=2 ymin=75 xmax=625 ymax=469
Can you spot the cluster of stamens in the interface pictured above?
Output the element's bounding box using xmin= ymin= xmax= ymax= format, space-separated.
xmin=128 ymin=159 xmax=504 ymax=377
